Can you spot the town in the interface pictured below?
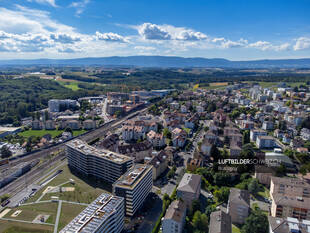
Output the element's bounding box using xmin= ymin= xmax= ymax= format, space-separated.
xmin=1 ymin=79 xmax=310 ymax=233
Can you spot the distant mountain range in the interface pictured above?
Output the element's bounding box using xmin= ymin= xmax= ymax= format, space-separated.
xmin=0 ymin=56 xmax=310 ymax=68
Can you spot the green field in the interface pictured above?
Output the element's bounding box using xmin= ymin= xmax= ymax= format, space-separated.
xmin=232 ymin=224 xmax=241 ymax=233
xmin=58 ymin=203 xmax=85 ymax=230
xmin=56 ymin=81 xmax=80 ymax=91
xmin=0 ymin=220 xmax=53 ymax=233
xmin=245 ymin=81 xmax=307 ymax=88
xmin=4 ymin=202 xmax=58 ymax=223
xmin=28 ymin=163 xmax=110 ymax=204
xmin=19 ymin=129 xmax=87 ymax=139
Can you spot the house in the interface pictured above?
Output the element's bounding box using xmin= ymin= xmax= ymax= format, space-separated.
xmin=97 ymin=134 xmax=119 ymax=151
xmin=240 ymin=120 xmax=254 ymax=130
xmin=200 ymin=139 xmax=212 ymax=156
xmin=177 ymin=173 xmax=201 ymax=208
xmin=32 ymin=120 xmax=43 ymax=130
xmin=227 ymin=188 xmax=250 ymax=224
xmin=66 ymin=120 xmax=80 ymax=130
xmin=117 ymin=141 xmax=152 ymax=162
xmin=172 ymin=128 xmax=187 ymax=139
xmin=262 ymin=121 xmax=274 ymax=130
xmin=256 ymin=135 xmax=276 ymax=149
xmin=209 ymin=210 xmax=232 ymax=233
xmin=230 ymin=143 xmax=242 ymax=158
xmin=162 ymin=200 xmax=186 ymax=233
xmin=270 ymin=176 xmax=310 ymax=220
xmin=172 ymin=135 xmax=186 ymax=148
xmin=250 ymin=129 xmax=267 ymax=142
xmin=148 ymin=151 xmax=168 ymax=180
xmin=147 ymin=130 xmax=165 ymax=148
xmin=297 ymin=147 xmax=309 ymax=154
xmin=44 ymin=120 xmax=55 ymax=130
xmin=180 ymin=105 xmax=187 ymax=113
xmin=83 ymin=119 xmax=96 ymax=130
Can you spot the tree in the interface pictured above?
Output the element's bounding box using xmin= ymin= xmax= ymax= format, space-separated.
xmin=192 ymin=211 xmax=208 ymax=233
xmin=248 ymin=179 xmax=260 ymax=194
xmin=214 ymin=187 xmax=230 ymax=203
xmin=241 ymin=210 xmax=268 ymax=233
xmin=210 ymin=145 xmax=221 ymax=161
xmin=242 ymin=130 xmax=250 ymax=145
xmin=65 ymin=127 xmax=73 ymax=134
xmin=163 ymin=128 xmax=171 ymax=139
xmin=1 ymin=145 xmax=12 ymax=159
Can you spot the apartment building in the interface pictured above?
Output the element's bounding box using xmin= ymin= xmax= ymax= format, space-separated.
xmin=256 ymin=135 xmax=276 ymax=149
xmin=113 ymin=164 xmax=153 ymax=217
xmin=270 ymin=177 xmax=310 ymax=220
xmin=66 ymin=139 xmax=133 ymax=183
xmin=177 ymin=173 xmax=201 ymax=208
xmin=147 ymin=130 xmax=166 ymax=148
xmin=162 ymin=200 xmax=187 ymax=233
xmin=209 ymin=210 xmax=232 ymax=233
xmin=268 ymin=216 xmax=310 ymax=233
xmin=250 ymin=129 xmax=267 ymax=142
xmin=48 ymin=99 xmax=78 ymax=112
xmin=60 ymin=193 xmax=124 ymax=233
xmin=227 ymin=188 xmax=250 ymax=225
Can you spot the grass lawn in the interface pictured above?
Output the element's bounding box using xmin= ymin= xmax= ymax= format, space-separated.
xmin=257 ymin=186 xmax=270 ymax=199
xmin=57 ymin=203 xmax=85 ymax=231
xmin=232 ymin=224 xmax=241 ymax=233
xmin=19 ymin=130 xmax=64 ymax=138
xmin=19 ymin=129 xmax=87 ymax=139
xmin=57 ymin=81 xmax=80 ymax=91
xmin=29 ymin=164 xmax=111 ymax=204
xmin=0 ymin=220 xmax=53 ymax=233
xmin=4 ymin=202 xmax=58 ymax=223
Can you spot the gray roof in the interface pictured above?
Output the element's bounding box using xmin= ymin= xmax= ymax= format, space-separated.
xmin=228 ymin=188 xmax=250 ymax=207
xmin=268 ymin=216 xmax=310 ymax=233
xmin=209 ymin=210 xmax=232 ymax=233
xmin=177 ymin=173 xmax=201 ymax=194
xmin=164 ymin=200 xmax=186 ymax=223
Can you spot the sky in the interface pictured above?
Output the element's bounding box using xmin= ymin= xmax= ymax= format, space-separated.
xmin=0 ymin=0 xmax=309 ymax=60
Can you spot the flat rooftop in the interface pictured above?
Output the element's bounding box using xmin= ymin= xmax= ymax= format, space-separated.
xmin=60 ymin=193 xmax=123 ymax=233
xmin=114 ymin=164 xmax=152 ymax=189
xmin=67 ymin=139 xmax=132 ymax=164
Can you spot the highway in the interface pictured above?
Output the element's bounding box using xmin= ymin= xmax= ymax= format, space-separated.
xmin=0 ymin=105 xmax=149 ymax=201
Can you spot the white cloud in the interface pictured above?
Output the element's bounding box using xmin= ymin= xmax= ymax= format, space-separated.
xmin=95 ymin=31 xmax=128 ymax=43
xmin=136 ymin=23 xmax=207 ymax=41
xmin=137 ymin=23 xmax=171 ymax=40
xmin=248 ymin=41 xmax=290 ymax=51
xmin=50 ymin=33 xmax=81 ymax=44
xmin=293 ymin=37 xmax=310 ymax=50
xmin=27 ymin=0 xmax=57 ymax=7
xmin=70 ymin=0 xmax=90 ymax=17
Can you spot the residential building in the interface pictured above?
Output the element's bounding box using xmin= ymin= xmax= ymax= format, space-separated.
xmin=44 ymin=120 xmax=56 ymax=130
xmin=83 ymin=119 xmax=96 ymax=130
xmin=113 ymin=164 xmax=153 ymax=217
xmin=148 ymin=151 xmax=168 ymax=180
xmin=66 ymin=139 xmax=133 ymax=183
xmin=227 ymin=188 xmax=250 ymax=224
xmin=162 ymin=200 xmax=187 ymax=233
xmin=250 ymin=129 xmax=267 ymax=142
xmin=147 ymin=130 xmax=166 ymax=148
xmin=270 ymin=177 xmax=310 ymax=220
xmin=32 ymin=120 xmax=43 ymax=130
xmin=48 ymin=99 xmax=78 ymax=112
xmin=209 ymin=210 xmax=232 ymax=233
xmin=177 ymin=173 xmax=201 ymax=207
xmin=262 ymin=121 xmax=274 ymax=130
xmin=256 ymin=135 xmax=276 ymax=149
xmin=268 ymin=216 xmax=310 ymax=233
xmin=117 ymin=141 xmax=152 ymax=162
xmin=60 ymin=193 xmax=124 ymax=233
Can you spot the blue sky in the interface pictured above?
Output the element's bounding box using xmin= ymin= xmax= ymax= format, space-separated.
xmin=0 ymin=0 xmax=309 ymax=60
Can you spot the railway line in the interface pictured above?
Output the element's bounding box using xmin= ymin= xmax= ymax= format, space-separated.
xmin=0 ymin=106 xmax=148 ymax=199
